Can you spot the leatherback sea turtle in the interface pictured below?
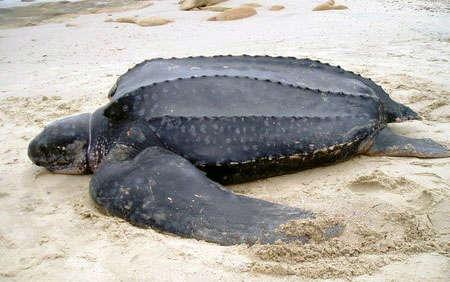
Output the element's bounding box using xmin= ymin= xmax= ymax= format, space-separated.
xmin=28 ymin=56 xmax=449 ymax=245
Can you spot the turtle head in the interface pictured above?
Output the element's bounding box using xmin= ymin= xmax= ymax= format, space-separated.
xmin=28 ymin=113 xmax=91 ymax=174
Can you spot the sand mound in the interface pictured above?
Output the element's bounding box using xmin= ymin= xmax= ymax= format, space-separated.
xmin=180 ymin=0 xmax=208 ymax=10
xmin=200 ymin=6 xmax=230 ymax=12
xmin=113 ymin=16 xmax=172 ymax=26
xmin=179 ymin=0 xmax=228 ymax=11
xmin=207 ymin=6 xmax=257 ymax=21
xmin=349 ymin=170 xmax=418 ymax=193
xmin=136 ymin=17 xmax=173 ymax=26
xmin=268 ymin=5 xmax=285 ymax=11
xmin=278 ymin=216 xmax=345 ymax=243
xmin=241 ymin=3 xmax=262 ymax=8
xmin=312 ymin=0 xmax=348 ymax=11
xmin=248 ymin=211 xmax=448 ymax=279
xmin=115 ymin=17 xmax=137 ymax=24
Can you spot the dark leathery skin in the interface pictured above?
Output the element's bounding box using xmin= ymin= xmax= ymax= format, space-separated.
xmin=105 ymin=75 xmax=383 ymax=183
xmin=108 ymin=55 xmax=418 ymax=122
xmin=366 ymin=127 xmax=450 ymax=158
xmin=90 ymin=146 xmax=315 ymax=245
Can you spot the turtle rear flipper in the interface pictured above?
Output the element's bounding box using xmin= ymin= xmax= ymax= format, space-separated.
xmin=364 ymin=127 xmax=450 ymax=158
xmin=90 ymin=145 xmax=320 ymax=245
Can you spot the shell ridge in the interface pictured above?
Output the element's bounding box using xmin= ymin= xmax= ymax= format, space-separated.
xmin=148 ymin=114 xmax=370 ymax=121
xmin=116 ymin=75 xmax=379 ymax=102
xmin=110 ymin=55 xmax=387 ymax=99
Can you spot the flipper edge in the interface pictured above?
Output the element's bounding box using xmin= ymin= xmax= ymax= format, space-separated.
xmin=364 ymin=127 xmax=450 ymax=158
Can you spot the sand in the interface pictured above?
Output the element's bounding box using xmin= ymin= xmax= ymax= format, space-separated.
xmin=0 ymin=0 xmax=154 ymax=28
xmin=0 ymin=0 xmax=449 ymax=280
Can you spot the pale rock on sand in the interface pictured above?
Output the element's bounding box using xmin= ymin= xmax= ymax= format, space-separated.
xmin=200 ymin=6 xmax=231 ymax=12
xmin=179 ymin=0 xmax=228 ymax=11
xmin=180 ymin=0 xmax=208 ymax=10
xmin=114 ymin=16 xmax=138 ymax=24
xmin=241 ymin=3 xmax=262 ymax=8
xmin=207 ymin=6 xmax=257 ymax=21
xmin=136 ymin=17 xmax=173 ymax=27
xmin=269 ymin=5 xmax=285 ymax=11
xmin=113 ymin=16 xmax=172 ymax=26
xmin=313 ymin=0 xmax=348 ymax=11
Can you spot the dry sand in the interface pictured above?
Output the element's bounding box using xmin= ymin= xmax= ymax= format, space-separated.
xmin=0 ymin=0 xmax=449 ymax=280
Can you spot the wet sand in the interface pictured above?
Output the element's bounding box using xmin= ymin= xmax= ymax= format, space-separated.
xmin=0 ymin=0 xmax=153 ymax=28
xmin=0 ymin=0 xmax=449 ymax=280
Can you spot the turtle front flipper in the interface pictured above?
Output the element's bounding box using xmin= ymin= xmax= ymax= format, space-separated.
xmin=364 ymin=127 xmax=450 ymax=158
xmin=90 ymin=146 xmax=318 ymax=245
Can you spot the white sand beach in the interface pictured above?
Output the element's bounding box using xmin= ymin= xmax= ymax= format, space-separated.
xmin=0 ymin=0 xmax=449 ymax=280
